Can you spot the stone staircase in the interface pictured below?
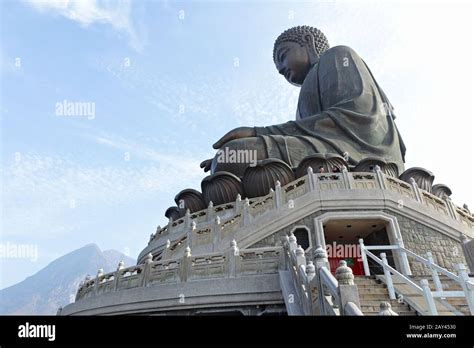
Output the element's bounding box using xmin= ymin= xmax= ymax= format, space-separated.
xmin=410 ymin=274 xmax=471 ymax=315
xmin=354 ymin=276 xmax=417 ymax=316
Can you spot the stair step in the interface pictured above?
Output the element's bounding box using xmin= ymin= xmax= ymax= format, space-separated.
xmin=360 ymin=300 xmax=409 ymax=307
xmin=359 ymin=294 xmax=394 ymax=301
xmin=365 ymin=312 xmax=416 ymax=316
xmin=357 ymin=288 xmax=390 ymax=295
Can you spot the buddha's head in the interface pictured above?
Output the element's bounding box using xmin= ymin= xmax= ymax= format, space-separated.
xmin=273 ymin=26 xmax=330 ymax=86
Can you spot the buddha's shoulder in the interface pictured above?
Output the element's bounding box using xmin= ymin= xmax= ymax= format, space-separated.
xmin=321 ymin=45 xmax=360 ymax=60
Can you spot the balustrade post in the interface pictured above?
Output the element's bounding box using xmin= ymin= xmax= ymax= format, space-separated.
xmin=409 ymin=177 xmax=423 ymax=203
xmin=113 ymin=261 xmax=125 ymax=291
xmin=180 ymin=246 xmax=192 ymax=283
xmin=94 ymin=268 xmax=104 ymax=295
xmin=295 ymin=245 xmax=306 ymax=269
xmin=444 ymin=197 xmax=459 ymax=220
xmin=242 ymin=198 xmax=250 ymax=226
xmin=426 ymin=252 xmax=443 ymax=293
xmin=305 ymin=261 xmax=316 ymax=315
xmin=341 ymin=166 xmax=354 ymax=189
xmin=234 ymin=194 xmax=242 ymax=215
xmin=275 ymin=180 xmax=283 ymax=209
xmin=313 ymin=245 xmax=329 ymax=315
xmin=358 ymin=239 xmax=370 ymax=276
xmin=212 ymin=216 xmax=221 ymax=251
xmin=282 ymin=235 xmax=290 ymax=270
xmin=207 ymin=201 xmax=215 ymax=223
xmin=336 ymin=260 xmax=361 ymax=315
xmin=420 ymin=279 xmax=438 ymax=315
xmin=455 ymin=263 xmax=474 ymax=314
xmin=381 ymin=253 xmax=396 ymax=300
xmin=374 ymin=165 xmax=388 ymax=189
xmin=307 ymin=166 xmax=316 ymax=191
xmin=395 ymin=237 xmax=412 ymax=276
xmin=167 ymin=217 xmax=174 ymax=234
xmin=229 ymin=240 xmax=239 ymax=278
xmin=184 ymin=209 xmax=191 ymax=228
xmin=140 ymin=253 xmax=153 ymax=287
xmin=163 ymin=239 xmax=171 ymax=260
xmin=288 ymin=232 xmax=298 ymax=254
xmin=187 ymin=221 xmax=196 ymax=249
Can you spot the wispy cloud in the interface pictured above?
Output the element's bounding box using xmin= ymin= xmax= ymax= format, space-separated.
xmin=23 ymin=0 xmax=145 ymax=52
xmin=2 ymin=141 xmax=205 ymax=238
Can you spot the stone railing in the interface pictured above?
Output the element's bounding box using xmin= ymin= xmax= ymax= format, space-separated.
xmin=359 ymin=239 xmax=474 ymax=315
xmin=282 ymin=232 xmax=363 ymax=316
xmin=76 ymin=242 xmax=282 ymax=302
xmin=144 ymin=166 xmax=473 ymax=263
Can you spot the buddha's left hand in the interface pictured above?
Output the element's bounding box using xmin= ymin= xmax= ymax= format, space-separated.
xmin=212 ymin=126 xmax=256 ymax=149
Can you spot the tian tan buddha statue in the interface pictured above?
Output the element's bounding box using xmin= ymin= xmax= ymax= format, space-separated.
xmin=201 ymin=25 xmax=405 ymax=175
xmin=168 ymin=26 xmax=408 ymax=218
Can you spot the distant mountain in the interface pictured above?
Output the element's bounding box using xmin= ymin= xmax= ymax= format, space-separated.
xmin=0 ymin=243 xmax=135 ymax=315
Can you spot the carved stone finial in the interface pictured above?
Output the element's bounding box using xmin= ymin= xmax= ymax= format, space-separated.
xmin=166 ymin=239 xmax=171 ymax=248
xmin=97 ymin=268 xmax=104 ymax=277
xmin=230 ymin=239 xmax=237 ymax=248
xmin=191 ymin=220 xmax=197 ymax=229
xmin=236 ymin=193 xmax=241 ymax=201
xmin=215 ymin=216 xmax=221 ymax=224
xmin=295 ymin=245 xmax=305 ymax=257
xmin=208 ymin=200 xmax=214 ymax=208
xmin=117 ymin=261 xmax=125 ymax=270
xmin=185 ymin=246 xmax=191 ymax=257
xmin=378 ymin=302 xmax=398 ymax=316
xmin=306 ymin=261 xmax=316 ymax=276
xmin=336 ymin=260 xmax=354 ymax=285
xmin=288 ymin=232 xmax=297 ymax=244
xmin=313 ymin=244 xmax=328 ymax=261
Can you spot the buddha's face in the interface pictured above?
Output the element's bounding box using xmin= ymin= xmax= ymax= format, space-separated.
xmin=274 ymin=41 xmax=314 ymax=86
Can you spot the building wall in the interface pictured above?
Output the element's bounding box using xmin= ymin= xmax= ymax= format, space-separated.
xmin=393 ymin=213 xmax=467 ymax=275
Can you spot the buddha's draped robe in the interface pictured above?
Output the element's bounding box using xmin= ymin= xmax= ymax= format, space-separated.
xmin=254 ymin=45 xmax=406 ymax=171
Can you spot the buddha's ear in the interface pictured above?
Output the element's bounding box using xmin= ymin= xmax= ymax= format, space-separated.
xmin=304 ymin=34 xmax=319 ymax=64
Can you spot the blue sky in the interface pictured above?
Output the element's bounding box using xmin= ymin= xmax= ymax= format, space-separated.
xmin=1 ymin=0 xmax=473 ymax=289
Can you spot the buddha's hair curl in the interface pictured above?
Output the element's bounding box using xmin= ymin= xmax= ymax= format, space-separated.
xmin=273 ymin=26 xmax=330 ymax=62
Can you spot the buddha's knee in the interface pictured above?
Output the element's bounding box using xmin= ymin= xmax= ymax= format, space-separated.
xmin=211 ymin=138 xmax=267 ymax=177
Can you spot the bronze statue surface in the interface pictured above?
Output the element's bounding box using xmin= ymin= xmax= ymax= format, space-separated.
xmin=201 ymin=26 xmax=406 ymax=178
